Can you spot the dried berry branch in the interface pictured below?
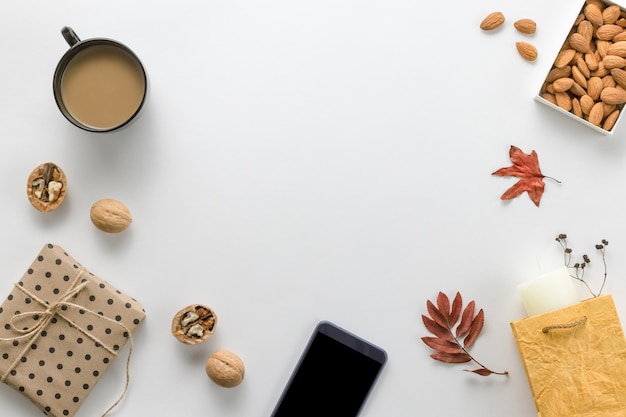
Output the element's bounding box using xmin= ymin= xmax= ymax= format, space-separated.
xmin=555 ymin=233 xmax=609 ymax=298
xmin=421 ymin=292 xmax=508 ymax=377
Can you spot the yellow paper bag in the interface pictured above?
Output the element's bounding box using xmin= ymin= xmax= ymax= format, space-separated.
xmin=510 ymin=294 xmax=626 ymax=417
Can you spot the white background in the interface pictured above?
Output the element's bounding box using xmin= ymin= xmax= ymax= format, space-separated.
xmin=1 ymin=0 xmax=626 ymax=416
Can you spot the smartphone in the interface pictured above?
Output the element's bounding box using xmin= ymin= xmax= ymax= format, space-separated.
xmin=270 ymin=321 xmax=387 ymax=417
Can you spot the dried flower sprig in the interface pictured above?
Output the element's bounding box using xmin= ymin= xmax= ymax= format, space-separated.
xmin=421 ymin=291 xmax=508 ymax=376
xmin=555 ymin=233 xmax=609 ymax=298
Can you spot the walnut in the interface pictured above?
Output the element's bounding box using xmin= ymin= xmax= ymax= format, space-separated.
xmin=90 ymin=198 xmax=132 ymax=233
xmin=171 ymin=304 xmax=217 ymax=345
xmin=205 ymin=350 xmax=245 ymax=388
xmin=27 ymin=162 xmax=67 ymax=212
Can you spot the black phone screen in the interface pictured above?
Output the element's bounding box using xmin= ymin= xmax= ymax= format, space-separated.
xmin=270 ymin=321 xmax=387 ymax=417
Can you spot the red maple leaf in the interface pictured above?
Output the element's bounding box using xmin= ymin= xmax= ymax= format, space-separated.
xmin=492 ymin=145 xmax=559 ymax=207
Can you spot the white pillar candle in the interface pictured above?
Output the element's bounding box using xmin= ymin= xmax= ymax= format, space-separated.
xmin=518 ymin=266 xmax=580 ymax=317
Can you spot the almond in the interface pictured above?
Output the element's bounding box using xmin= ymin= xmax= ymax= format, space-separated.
xmin=603 ymin=102 xmax=617 ymax=117
xmin=585 ymin=3 xmax=604 ymax=27
xmin=569 ymin=81 xmax=587 ymax=97
xmin=610 ymin=68 xmax=626 ymax=88
xmin=546 ymin=66 xmax=572 ymax=82
xmin=600 ymin=87 xmax=626 ymax=104
xmin=555 ymin=91 xmax=572 ymax=111
xmin=602 ymin=74 xmax=616 ymax=89
xmin=569 ymin=33 xmax=591 ymax=53
xmin=572 ymin=66 xmax=588 ymax=88
xmin=603 ymin=5 xmax=622 ymax=25
xmin=576 ymin=56 xmax=591 ymax=78
xmin=516 ymin=41 xmax=537 ymax=61
xmin=580 ymin=95 xmax=595 ymax=115
xmin=612 ymin=31 xmax=626 ymax=42
xmin=578 ymin=20 xmax=595 ymax=43
xmin=542 ymin=92 xmax=558 ymax=105
xmin=596 ymin=24 xmax=624 ymax=41
xmin=591 ymin=61 xmax=609 ymax=78
xmin=588 ymin=76 xmax=604 ymax=100
xmin=596 ymin=40 xmax=612 ymax=58
xmin=552 ymin=77 xmax=575 ymax=92
xmin=617 ymin=18 xmax=626 ymax=28
xmin=588 ymin=101 xmax=605 ymax=126
xmin=480 ymin=11 xmax=505 ymax=30
xmin=603 ymin=54 xmax=626 ymax=69
xmin=572 ymin=98 xmax=583 ymax=118
xmin=586 ymin=0 xmax=605 ymax=9
xmin=554 ymin=48 xmax=576 ymax=68
xmin=603 ymin=109 xmax=620 ymax=130
xmin=585 ymin=52 xmax=600 ymax=70
xmin=514 ymin=18 xmax=536 ymax=34
xmin=607 ymin=41 xmax=626 ymax=57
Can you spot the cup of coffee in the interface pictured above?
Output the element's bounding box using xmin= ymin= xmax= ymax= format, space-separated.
xmin=53 ymin=27 xmax=148 ymax=132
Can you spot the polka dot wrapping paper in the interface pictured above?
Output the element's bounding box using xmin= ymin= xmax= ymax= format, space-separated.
xmin=0 ymin=243 xmax=146 ymax=417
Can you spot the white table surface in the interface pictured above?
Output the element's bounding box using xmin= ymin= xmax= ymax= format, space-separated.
xmin=2 ymin=0 xmax=626 ymax=416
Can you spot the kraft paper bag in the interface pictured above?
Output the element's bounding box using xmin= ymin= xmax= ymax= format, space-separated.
xmin=510 ymin=294 xmax=626 ymax=417
xmin=0 ymin=243 xmax=146 ymax=417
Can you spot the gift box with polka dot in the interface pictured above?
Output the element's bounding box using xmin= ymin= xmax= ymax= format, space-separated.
xmin=0 ymin=243 xmax=146 ymax=417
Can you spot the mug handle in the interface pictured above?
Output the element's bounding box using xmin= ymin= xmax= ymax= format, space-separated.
xmin=61 ymin=26 xmax=81 ymax=47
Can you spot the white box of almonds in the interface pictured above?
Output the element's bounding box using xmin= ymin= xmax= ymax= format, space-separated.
xmin=536 ymin=0 xmax=626 ymax=135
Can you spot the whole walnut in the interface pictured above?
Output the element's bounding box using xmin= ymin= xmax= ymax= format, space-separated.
xmin=90 ymin=198 xmax=132 ymax=233
xmin=205 ymin=350 xmax=245 ymax=388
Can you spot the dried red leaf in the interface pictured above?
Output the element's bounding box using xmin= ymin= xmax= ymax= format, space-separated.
xmin=436 ymin=292 xmax=451 ymax=323
xmin=492 ymin=145 xmax=558 ymax=207
xmin=426 ymin=300 xmax=448 ymax=329
xmin=449 ymin=292 xmax=463 ymax=327
xmin=430 ymin=351 xmax=471 ymax=364
xmin=456 ymin=300 xmax=475 ymax=339
xmin=421 ymin=315 xmax=452 ymax=341
xmin=421 ymin=337 xmax=462 ymax=354
xmin=463 ymin=309 xmax=484 ymax=348
xmin=465 ymin=368 xmax=494 ymax=376
xmin=421 ymin=292 xmax=508 ymax=376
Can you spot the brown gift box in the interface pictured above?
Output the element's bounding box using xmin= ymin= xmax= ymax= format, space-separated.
xmin=0 ymin=243 xmax=146 ymax=417
xmin=510 ymin=294 xmax=626 ymax=417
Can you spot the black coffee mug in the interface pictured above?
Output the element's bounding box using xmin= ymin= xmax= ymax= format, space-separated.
xmin=53 ymin=27 xmax=148 ymax=132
